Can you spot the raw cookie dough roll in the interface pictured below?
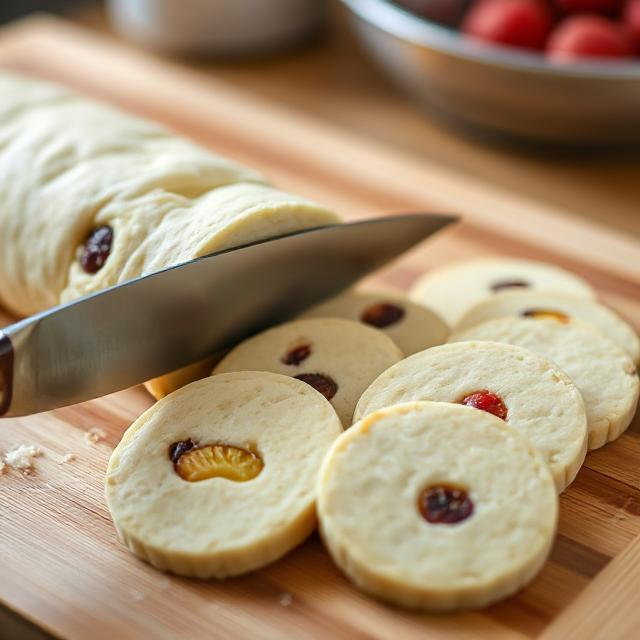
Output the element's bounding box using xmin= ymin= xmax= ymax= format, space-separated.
xmin=410 ymin=258 xmax=596 ymax=329
xmin=317 ymin=401 xmax=558 ymax=611
xmin=300 ymin=289 xmax=449 ymax=355
xmin=0 ymin=72 xmax=263 ymax=316
xmin=106 ymin=371 xmax=343 ymax=578
xmin=354 ymin=341 xmax=588 ymax=492
xmin=454 ymin=291 xmax=640 ymax=364
xmin=450 ymin=318 xmax=640 ymax=450
xmin=213 ymin=318 xmax=403 ymax=425
xmin=62 ymin=182 xmax=338 ymax=301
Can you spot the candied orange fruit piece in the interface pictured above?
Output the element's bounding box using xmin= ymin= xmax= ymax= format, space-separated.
xmin=175 ymin=444 xmax=263 ymax=483
xmin=521 ymin=308 xmax=570 ymax=323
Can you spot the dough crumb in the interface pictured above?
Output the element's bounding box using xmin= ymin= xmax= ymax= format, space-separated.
xmin=279 ymin=592 xmax=293 ymax=607
xmin=4 ymin=445 xmax=43 ymax=473
xmin=84 ymin=428 xmax=107 ymax=446
xmin=61 ymin=452 xmax=77 ymax=463
xmin=130 ymin=589 xmax=145 ymax=602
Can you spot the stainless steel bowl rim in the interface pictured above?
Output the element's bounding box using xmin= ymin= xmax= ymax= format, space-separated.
xmin=342 ymin=0 xmax=640 ymax=79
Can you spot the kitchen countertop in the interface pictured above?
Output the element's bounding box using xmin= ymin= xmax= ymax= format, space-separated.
xmin=70 ymin=2 xmax=640 ymax=239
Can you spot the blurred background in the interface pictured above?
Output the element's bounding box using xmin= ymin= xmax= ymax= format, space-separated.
xmin=0 ymin=0 xmax=638 ymax=238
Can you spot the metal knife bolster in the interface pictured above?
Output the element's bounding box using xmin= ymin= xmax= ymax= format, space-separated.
xmin=0 ymin=331 xmax=13 ymax=417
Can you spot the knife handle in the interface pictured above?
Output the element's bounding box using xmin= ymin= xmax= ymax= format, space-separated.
xmin=0 ymin=331 xmax=14 ymax=417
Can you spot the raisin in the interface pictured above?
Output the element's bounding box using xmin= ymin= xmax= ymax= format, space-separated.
xmin=168 ymin=439 xmax=196 ymax=464
xmin=80 ymin=225 xmax=113 ymax=274
xmin=294 ymin=373 xmax=338 ymax=401
xmin=360 ymin=303 xmax=405 ymax=328
xmin=281 ymin=344 xmax=312 ymax=366
xmin=490 ymin=280 xmax=530 ymax=292
xmin=419 ymin=485 xmax=474 ymax=524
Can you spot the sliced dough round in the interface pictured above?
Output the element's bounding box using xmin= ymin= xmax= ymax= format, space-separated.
xmin=455 ymin=291 xmax=640 ymax=364
xmin=300 ymin=289 xmax=448 ymax=356
xmin=450 ymin=318 xmax=639 ymax=450
xmin=410 ymin=258 xmax=596 ymax=328
xmin=355 ymin=341 xmax=587 ymax=492
xmin=106 ymin=371 xmax=342 ymax=579
xmin=213 ymin=318 xmax=403 ymax=425
xmin=318 ymin=401 xmax=557 ymax=611
xmin=144 ymin=353 xmax=225 ymax=401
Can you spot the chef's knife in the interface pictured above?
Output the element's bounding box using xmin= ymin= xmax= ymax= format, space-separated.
xmin=0 ymin=213 xmax=456 ymax=417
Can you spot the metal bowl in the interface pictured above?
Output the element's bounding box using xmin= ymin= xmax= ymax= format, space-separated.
xmin=340 ymin=0 xmax=640 ymax=146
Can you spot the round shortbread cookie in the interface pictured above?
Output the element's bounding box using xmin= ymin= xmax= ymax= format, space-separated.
xmin=450 ymin=318 xmax=639 ymax=450
xmin=299 ymin=289 xmax=448 ymax=355
xmin=213 ymin=318 xmax=403 ymax=425
xmin=410 ymin=258 xmax=596 ymax=328
xmin=317 ymin=401 xmax=558 ymax=611
xmin=106 ymin=371 xmax=342 ymax=579
xmin=354 ymin=341 xmax=588 ymax=492
xmin=455 ymin=291 xmax=640 ymax=364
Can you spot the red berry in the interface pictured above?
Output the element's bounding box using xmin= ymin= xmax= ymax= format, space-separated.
xmin=547 ymin=15 xmax=635 ymax=60
xmin=623 ymin=0 xmax=640 ymax=52
xmin=460 ymin=390 xmax=508 ymax=420
xmin=554 ymin=0 xmax=621 ymax=15
xmin=462 ymin=0 xmax=554 ymax=50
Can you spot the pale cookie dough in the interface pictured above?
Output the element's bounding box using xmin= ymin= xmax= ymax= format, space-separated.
xmin=300 ymin=289 xmax=448 ymax=356
xmin=0 ymin=72 xmax=340 ymax=316
xmin=450 ymin=318 xmax=639 ymax=450
xmin=213 ymin=318 xmax=403 ymax=425
xmin=317 ymin=401 xmax=558 ymax=611
xmin=410 ymin=258 xmax=596 ymax=328
xmin=455 ymin=291 xmax=640 ymax=364
xmin=354 ymin=341 xmax=587 ymax=492
xmin=0 ymin=72 xmax=262 ymax=315
xmin=62 ymin=182 xmax=338 ymax=301
xmin=144 ymin=353 xmax=226 ymax=401
xmin=106 ymin=371 xmax=342 ymax=578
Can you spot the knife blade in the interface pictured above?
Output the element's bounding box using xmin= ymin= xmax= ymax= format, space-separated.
xmin=0 ymin=213 xmax=456 ymax=417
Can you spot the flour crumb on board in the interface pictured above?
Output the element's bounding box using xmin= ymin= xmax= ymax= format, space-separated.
xmin=60 ymin=452 xmax=77 ymax=464
xmin=3 ymin=445 xmax=43 ymax=473
xmin=279 ymin=592 xmax=293 ymax=607
xmin=130 ymin=589 xmax=145 ymax=602
xmin=84 ymin=427 xmax=107 ymax=446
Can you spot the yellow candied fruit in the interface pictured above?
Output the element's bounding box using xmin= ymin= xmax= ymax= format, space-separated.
xmin=175 ymin=444 xmax=263 ymax=483
xmin=522 ymin=308 xmax=570 ymax=323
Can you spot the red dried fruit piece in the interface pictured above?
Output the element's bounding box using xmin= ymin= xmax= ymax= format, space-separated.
xmin=547 ymin=16 xmax=634 ymax=60
xmin=522 ymin=308 xmax=570 ymax=323
xmin=168 ymin=439 xmax=197 ymax=464
xmin=294 ymin=373 xmax=338 ymax=401
xmin=281 ymin=344 xmax=312 ymax=366
xmin=80 ymin=225 xmax=113 ymax=274
xmin=360 ymin=303 xmax=406 ymax=328
xmin=461 ymin=390 xmax=508 ymax=420
xmin=490 ymin=279 xmax=530 ymax=292
xmin=419 ymin=484 xmax=474 ymax=524
xmin=462 ymin=0 xmax=554 ymax=51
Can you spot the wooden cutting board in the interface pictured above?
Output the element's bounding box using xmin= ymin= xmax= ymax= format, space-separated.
xmin=0 ymin=15 xmax=639 ymax=640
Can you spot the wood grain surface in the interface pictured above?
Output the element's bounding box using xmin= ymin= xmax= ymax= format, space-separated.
xmin=0 ymin=16 xmax=639 ymax=640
